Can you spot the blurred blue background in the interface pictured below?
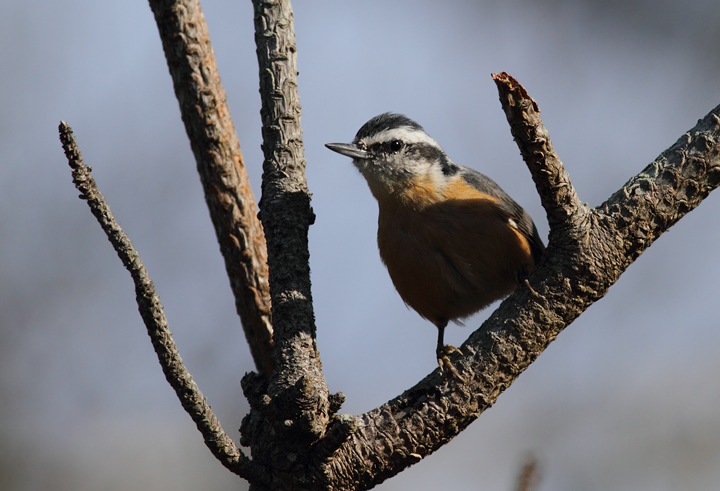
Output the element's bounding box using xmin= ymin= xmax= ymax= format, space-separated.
xmin=2 ymin=1 xmax=720 ymax=489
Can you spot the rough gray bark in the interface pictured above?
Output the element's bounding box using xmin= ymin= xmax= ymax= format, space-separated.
xmin=149 ymin=0 xmax=274 ymax=377
xmin=61 ymin=1 xmax=720 ymax=490
xmin=239 ymin=53 xmax=720 ymax=485
xmin=311 ymin=79 xmax=720 ymax=490
xmin=239 ymin=2 xmax=336 ymax=489
xmin=253 ymin=0 xmax=320 ymax=392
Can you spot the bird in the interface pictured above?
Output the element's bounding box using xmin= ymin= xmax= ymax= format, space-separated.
xmin=325 ymin=113 xmax=544 ymax=379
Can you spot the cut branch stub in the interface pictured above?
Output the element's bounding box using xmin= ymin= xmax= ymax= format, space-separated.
xmin=492 ymin=71 xmax=587 ymax=245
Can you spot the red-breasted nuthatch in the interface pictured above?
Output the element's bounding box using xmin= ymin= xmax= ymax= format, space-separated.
xmin=326 ymin=113 xmax=545 ymax=378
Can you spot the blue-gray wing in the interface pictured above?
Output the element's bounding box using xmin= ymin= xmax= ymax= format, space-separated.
xmin=459 ymin=167 xmax=545 ymax=262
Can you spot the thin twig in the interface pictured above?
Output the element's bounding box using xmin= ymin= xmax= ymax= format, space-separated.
xmin=513 ymin=454 xmax=540 ymax=491
xmin=58 ymin=121 xmax=268 ymax=486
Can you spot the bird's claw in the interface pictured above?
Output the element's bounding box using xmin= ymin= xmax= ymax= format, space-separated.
xmin=523 ymin=278 xmax=540 ymax=298
xmin=437 ymin=344 xmax=466 ymax=383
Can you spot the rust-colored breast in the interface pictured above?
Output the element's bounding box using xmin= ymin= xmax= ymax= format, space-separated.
xmin=377 ymin=176 xmax=535 ymax=326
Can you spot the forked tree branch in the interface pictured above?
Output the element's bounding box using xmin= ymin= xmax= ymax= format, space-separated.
xmin=58 ymin=122 xmax=270 ymax=486
xmin=236 ymin=3 xmax=337 ymax=488
xmin=62 ymin=0 xmax=720 ymax=487
xmin=149 ymin=0 xmax=273 ymax=377
xmin=320 ymin=81 xmax=720 ymax=490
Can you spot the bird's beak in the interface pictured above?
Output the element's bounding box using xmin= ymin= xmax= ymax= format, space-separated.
xmin=325 ymin=142 xmax=368 ymax=160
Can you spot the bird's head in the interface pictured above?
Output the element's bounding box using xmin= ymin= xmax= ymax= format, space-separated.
xmin=326 ymin=113 xmax=458 ymax=201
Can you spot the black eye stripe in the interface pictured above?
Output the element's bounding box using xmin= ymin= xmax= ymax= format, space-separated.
xmin=365 ymin=140 xmax=455 ymax=172
xmin=368 ymin=140 xmax=407 ymax=154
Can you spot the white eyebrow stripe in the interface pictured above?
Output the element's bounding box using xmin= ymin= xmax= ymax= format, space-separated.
xmin=363 ymin=126 xmax=442 ymax=148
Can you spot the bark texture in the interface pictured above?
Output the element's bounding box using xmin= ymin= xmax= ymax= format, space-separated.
xmin=239 ymin=2 xmax=334 ymax=489
xmin=149 ymin=0 xmax=273 ymax=376
xmin=319 ymin=82 xmax=720 ymax=491
xmin=65 ymin=1 xmax=720 ymax=489
xmin=236 ymin=64 xmax=720 ymax=488
xmin=59 ymin=122 xmax=268 ymax=485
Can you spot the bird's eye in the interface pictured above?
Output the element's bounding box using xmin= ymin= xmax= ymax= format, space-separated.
xmin=389 ymin=140 xmax=403 ymax=153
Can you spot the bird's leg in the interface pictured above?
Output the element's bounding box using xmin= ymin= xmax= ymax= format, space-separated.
xmin=436 ymin=321 xmax=465 ymax=382
xmin=436 ymin=321 xmax=462 ymax=357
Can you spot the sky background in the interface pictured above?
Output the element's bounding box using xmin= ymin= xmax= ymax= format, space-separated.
xmin=2 ymin=0 xmax=720 ymax=490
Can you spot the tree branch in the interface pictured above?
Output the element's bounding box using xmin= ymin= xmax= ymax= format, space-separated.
xmin=601 ymin=107 xmax=720 ymax=259
xmin=235 ymin=3 xmax=342 ymax=489
xmin=322 ymin=82 xmax=720 ymax=490
xmin=58 ymin=122 xmax=269 ymax=486
xmin=492 ymin=71 xmax=586 ymax=240
xmin=148 ymin=0 xmax=273 ymax=377
xmin=61 ymin=0 xmax=720 ymax=483
xmin=253 ymin=0 xmax=320 ymax=386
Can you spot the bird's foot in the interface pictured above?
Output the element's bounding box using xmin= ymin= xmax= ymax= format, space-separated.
xmin=516 ymin=263 xmax=541 ymax=298
xmin=523 ymin=278 xmax=540 ymax=297
xmin=437 ymin=344 xmax=466 ymax=383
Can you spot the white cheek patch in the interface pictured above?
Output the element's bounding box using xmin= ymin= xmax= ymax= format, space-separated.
xmin=363 ymin=126 xmax=442 ymax=148
xmin=426 ymin=159 xmax=448 ymax=190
